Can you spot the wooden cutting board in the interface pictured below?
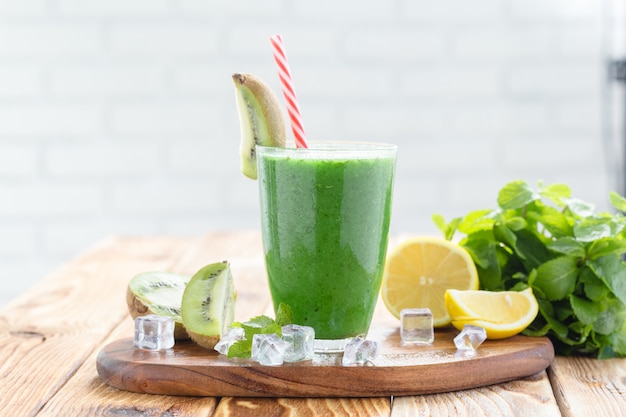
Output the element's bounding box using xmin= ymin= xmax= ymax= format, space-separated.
xmin=96 ymin=323 xmax=554 ymax=398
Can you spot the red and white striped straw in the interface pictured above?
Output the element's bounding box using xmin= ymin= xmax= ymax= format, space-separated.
xmin=269 ymin=34 xmax=308 ymax=148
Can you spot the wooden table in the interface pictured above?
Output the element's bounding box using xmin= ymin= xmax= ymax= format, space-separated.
xmin=1 ymin=232 xmax=624 ymax=416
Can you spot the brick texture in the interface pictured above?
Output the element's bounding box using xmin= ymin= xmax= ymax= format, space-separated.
xmin=0 ymin=0 xmax=616 ymax=306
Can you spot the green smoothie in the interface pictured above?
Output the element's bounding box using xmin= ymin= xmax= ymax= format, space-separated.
xmin=257 ymin=143 xmax=396 ymax=342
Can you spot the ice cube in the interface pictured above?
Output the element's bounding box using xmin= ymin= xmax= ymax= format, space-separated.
xmin=454 ymin=324 xmax=487 ymax=351
xmin=214 ymin=327 xmax=246 ymax=355
xmin=282 ymin=324 xmax=315 ymax=362
xmin=341 ymin=336 xmax=379 ymax=366
xmin=133 ymin=314 xmax=175 ymax=351
xmin=251 ymin=333 xmax=288 ymax=366
xmin=400 ymin=308 xmax=434 ymax=344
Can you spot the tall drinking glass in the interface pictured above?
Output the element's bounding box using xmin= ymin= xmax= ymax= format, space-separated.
xmin=257 ymin=142 xmax=397 ymax=351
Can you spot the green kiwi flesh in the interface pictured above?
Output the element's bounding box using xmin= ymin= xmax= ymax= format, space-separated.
xmin=126 ymin=271 xmax=191 ymax=340
xmin=181 ymin=261 xmax=236 ymax=349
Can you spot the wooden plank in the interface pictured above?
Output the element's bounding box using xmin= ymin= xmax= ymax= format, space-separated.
xmin=390 ymin=371 xmax=561 ymax=417
xmin=34 ymin=231 xmax=271 ymax=416
xmin=37 ymin=319 xmax=218 ymax=416
xmin=11 ymin=231 xmax=613 ymax=417
xmin=0 ymin=236 xmax=196 ymax=416
xmin=214 ymin=397 xmax=391 ymax=417
xmin=549 ymin=356 xmax=626 ymax=417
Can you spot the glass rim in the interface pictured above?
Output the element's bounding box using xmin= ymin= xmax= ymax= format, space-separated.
xmin=256 ymin=141 xmax=397 ymax=159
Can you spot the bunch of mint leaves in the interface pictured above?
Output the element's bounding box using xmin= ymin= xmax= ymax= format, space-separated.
xmin=433 ymin=180 xmax=626 ymax=358
xmin=227 ymin=303 xmax=293 ymax=358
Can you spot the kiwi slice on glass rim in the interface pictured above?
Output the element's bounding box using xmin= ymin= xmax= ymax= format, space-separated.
xmin=181 ymin=261 xmax=236 ymax=350
xmin=126 ymin=271 xmax=191 ymax=340
xmin=232 ymin=72 xmax=286 ymax=179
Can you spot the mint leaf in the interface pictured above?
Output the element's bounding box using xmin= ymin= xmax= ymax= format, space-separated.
xmin=579 ymin=267 xmax=610 ymax=302
xmin=574 ymin=217 xmax=613 ymax=242
xmin=566 ymin=198 xmax=595 ymax=217
xmin=461 ymin=231 xmax=503 ymax=290
xmin=227 ymin=303 xmax=293 ymax=359
xmin=505 ymin=216 xmax=527 ymax=231
xmin=275 ymin=302 xmax=293 ymax=326
xmin=432 ymin=214 xmax=462 ymax=241
xmin=233 ymin=315 xmax=276 ymax=339
xmin=608 ymin=322 xmax=626 ymax=355
xmin=570 ymin=294 xmax=603 ymax=325
xmin=533 ymin=256 xmax=579 ymax=301
xmin=458 ymin=209 xmax=495 ymax=235
xmin=494 ymin=223 xmax=518 ymax=254
xmin=432 ymin=213 xmax=447 ymax=236
xmin=539 ymin=183 xmax=571 ymax=206
xmin=588 ymin=256 xmax=626 ymax=305
xmin=227 ymin=339 xmax=252 ymax=358
xmin=497 ymin=180 xmax=538 ymax=210
xmin=511 ymin=229 xmax=551 ymax=270
xmin=239 ymin=315 xmax=275 ymax=328
xmin=530 ymin=204 xmax=572 ymax=237
xmin=548 ymin=237 xmax=585 ymax=257
xmin=592 ymin=301 xmax=624 ymax=335
xmin=538 ymin=299 xmax=569 ymax=339
xmin=610 ymin=191 xmax=626 ymax=212
xmin=587 ymin=237 xmax=626 ymax=260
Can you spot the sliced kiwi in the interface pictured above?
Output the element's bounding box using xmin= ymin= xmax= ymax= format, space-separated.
xmin=126 ymin=271 xmax=191 ymax=340
xmin=232 ymin=73 xmax=286 ymax=179
xmin=181 ymin=261 xmax=236 ymax=349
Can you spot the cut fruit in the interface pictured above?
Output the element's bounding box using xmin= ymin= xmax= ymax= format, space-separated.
xmin=445 ymin=288 xmax=539 ymax=339
xmin=381 ymin=237 xmax=479 ymax=327
xmin=181 ymin=261 xmax=236 ymax=349
xmin=126 ymin=271 xmax=191 ymax=340
xmin=232 ymin=72 xmax=286 ymax=179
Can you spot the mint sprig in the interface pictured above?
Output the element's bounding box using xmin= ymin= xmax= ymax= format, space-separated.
xmin=227 ymin=303 xmax=293 ymax=358
xmin=434 ymin=180 xmax=626 ymax=358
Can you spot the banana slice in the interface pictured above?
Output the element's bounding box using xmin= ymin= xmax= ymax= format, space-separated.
xmin=232 ymin=73 xmax=286 ymax=179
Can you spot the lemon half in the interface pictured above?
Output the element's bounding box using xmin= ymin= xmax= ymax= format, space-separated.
xmin=381 ymin=237 xmax=479 ymax=327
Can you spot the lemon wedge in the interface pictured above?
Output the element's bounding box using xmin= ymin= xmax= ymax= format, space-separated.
xmin=445 ymin=288 xmax=539 ymax=339
xmin=381 ymin=237 xmax=479 ymax=327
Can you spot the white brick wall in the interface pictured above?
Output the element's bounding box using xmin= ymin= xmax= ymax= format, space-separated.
xmin=0 ymin=0 xmax=618 ymax=306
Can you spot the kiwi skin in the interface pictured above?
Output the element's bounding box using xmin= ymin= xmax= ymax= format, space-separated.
xmin=126 ymin=285 xmax=190 ymax=341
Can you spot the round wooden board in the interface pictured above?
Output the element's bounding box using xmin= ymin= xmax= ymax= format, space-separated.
xmin=96 ymin=324 xmax=554 ymax=397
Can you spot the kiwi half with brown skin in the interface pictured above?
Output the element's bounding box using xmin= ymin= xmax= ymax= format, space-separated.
xmin=126 ymin=271 xmax=191 ymax=340
xmin=181 ymin=261 xmax=236 ymax=349
xmin=232 ymin=73 xmax=286 ymax=179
